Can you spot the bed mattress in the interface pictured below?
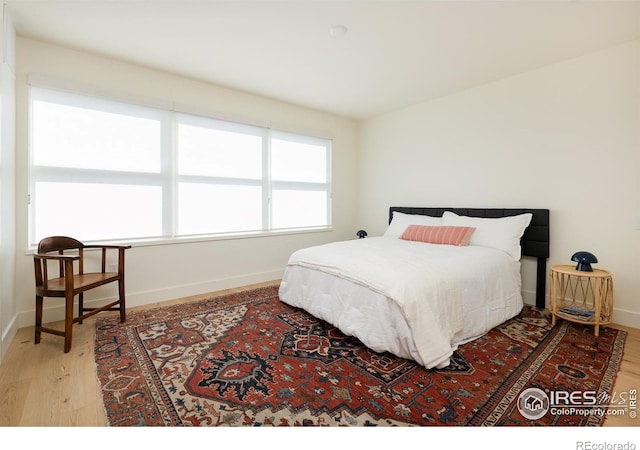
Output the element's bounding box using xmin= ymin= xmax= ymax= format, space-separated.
xmin=279 ymin=237 xmax=523 ymax=369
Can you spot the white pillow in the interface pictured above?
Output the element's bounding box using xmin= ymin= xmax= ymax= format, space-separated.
xmin=441 ymin=211 xmax=533 ymax=260
xmin=384 ymin=211 xmax=443 ymax=238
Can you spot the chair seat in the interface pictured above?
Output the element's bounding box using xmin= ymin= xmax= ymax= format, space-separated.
xmin=36 ymin=272 xmax=120 ymax=297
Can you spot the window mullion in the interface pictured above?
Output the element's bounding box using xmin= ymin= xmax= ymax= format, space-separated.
xmin=263 ymin=130 xmax=271 ymax=231
xmin=177 ymin=175 xmax=262 ymax=186
xmin=270 ymin=181 xmax=329 ymax=191
xmin=162 ymin=112 xmax=175 ymax=238
xmin=326 ymin=141 xmax=333 ymax=228
xmin=32 ymin=166 xmax=164 ymax=185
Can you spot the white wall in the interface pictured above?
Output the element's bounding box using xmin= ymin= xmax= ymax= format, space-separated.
xmin=12 ymin=38 xmax=358 ymax=329
xmin=7 ymin=35 xmax=639 ymax=349
xmin=358 ymin=40 xmax=640 ymax=328
xmin=0 ymin=6 xmax=16 ymax=362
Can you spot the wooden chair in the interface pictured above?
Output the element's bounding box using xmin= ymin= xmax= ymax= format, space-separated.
xmin=33 ymin=236 xmax=131 ymax=353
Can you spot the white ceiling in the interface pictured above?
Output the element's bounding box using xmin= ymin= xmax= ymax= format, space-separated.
xmin=6 ymin=1 xmax=640 ymax=120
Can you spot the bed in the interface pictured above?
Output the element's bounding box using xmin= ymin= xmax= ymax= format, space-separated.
xmin=279 ymin=207 xmax=550 ymax=369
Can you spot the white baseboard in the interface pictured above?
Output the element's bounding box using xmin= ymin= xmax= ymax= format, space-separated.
xmin=0 ymin=314 xmax=18 ymax=364
xmin=522 ymin=289 xmax=640 ymax=330
xmin=16 ymin=269 xmax=284 ymax=330
xmin=611 ymin=307 xmax=640 ymax=330
xmin=125 ymin=269 xmax=283 ymax=308
xmin=522 ymin=289 xmax=540 ymax=309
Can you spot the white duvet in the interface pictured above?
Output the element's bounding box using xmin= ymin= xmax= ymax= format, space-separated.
xmin=279 ymin=236 xmax=523 ymax=369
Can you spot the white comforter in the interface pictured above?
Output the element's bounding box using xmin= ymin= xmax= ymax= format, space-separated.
xmin=279 ymin=236 xmax=523 ymax=368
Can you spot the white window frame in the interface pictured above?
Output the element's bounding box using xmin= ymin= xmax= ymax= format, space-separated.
xmin=28 ymin=85 xmax=332 ymax=246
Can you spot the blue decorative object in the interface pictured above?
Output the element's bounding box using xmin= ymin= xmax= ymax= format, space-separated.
xmin=571 ymin=251 xmax=598 ymax=272
xmin=356 ymin=230 xmax=367 ymax=239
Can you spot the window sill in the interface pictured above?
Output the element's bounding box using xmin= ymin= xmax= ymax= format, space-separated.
xmin=26 ymin=226 xmax=333 ymax=253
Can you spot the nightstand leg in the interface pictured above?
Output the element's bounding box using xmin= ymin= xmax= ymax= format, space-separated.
xmin=550 ymin=271 xmax=557 ymax=327
xmin=594 ymin=278 xmax=601 ymax=337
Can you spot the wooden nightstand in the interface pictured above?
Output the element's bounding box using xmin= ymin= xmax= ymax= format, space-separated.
xmin=549 ymin=264 xmax=614 ymax=337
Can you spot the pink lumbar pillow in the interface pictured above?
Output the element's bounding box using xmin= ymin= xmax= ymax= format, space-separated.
xmin=400 ymin=225 xmax=476 ymax=246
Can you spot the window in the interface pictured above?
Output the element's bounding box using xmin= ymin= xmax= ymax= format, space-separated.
xmin=270 ymin=132 xmax=331 ymax=229
xmin=29 ymin=86 xmax=332 ymax=245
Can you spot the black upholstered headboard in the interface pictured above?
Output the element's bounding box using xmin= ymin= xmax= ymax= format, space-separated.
xmin=389 ymin=207 xmax=550 ymax=309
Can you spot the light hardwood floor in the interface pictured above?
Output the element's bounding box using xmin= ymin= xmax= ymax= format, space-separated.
xmin=0 ymin=280 xmax=638 ymax=427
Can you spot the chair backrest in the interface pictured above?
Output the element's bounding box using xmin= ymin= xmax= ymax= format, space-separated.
xmin=37 ymin=236 xmax=85 ymax=254
xmin=36 ymin=236 xmax=86 ymax=279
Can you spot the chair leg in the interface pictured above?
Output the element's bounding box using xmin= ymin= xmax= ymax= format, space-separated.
xmin=118 ymin=279 xmax=126 ymax=323
xmin=63 ymin=291 xmax=74 ymax=353
xmin=35 ymin=295 xmax=43 ymax=344
xmin=78 ymin=292 xmax=84 ymax=325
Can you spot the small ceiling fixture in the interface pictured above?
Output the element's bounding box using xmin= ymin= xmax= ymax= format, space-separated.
xmin=329 ymin=25 xmax=348 ymax=37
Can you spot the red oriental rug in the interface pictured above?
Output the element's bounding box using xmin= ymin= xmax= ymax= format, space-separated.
xmin=94 ymin=285 xmax=626 ymax=426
